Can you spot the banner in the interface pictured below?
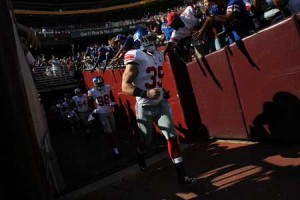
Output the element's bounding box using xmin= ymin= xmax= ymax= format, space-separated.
xmin=70 ymin=23 xmax=146 ymax=38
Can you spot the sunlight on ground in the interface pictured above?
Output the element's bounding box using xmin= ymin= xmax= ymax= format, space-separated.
xmin=253 ymin=170 xmax=274 ymax=182
xmin=175 ymin=192 xmax=198 ymax=199
xmin=200 ymin=164 xmax=235 ymax=178
xmin=264 ymin=155 xmax=300 ymax=167
xmin=211 ymin=165 xmax=262 ymax=189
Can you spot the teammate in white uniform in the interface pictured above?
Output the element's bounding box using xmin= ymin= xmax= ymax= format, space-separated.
xmin=88 ymin=76 xmax=120 ymax=157
xmin=72 ymin=88 xmax=91 ymax=134
xmin=121 ymin=27 xmax=196 ymax=184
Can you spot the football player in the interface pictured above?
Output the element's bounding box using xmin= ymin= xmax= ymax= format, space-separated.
xmin=88 ymin=76 xmax=120 ymax=158
xmin=121 ymin=27 xmax=196 ymax=184
xmin=71 ymin=88 xmax=91 ymax=134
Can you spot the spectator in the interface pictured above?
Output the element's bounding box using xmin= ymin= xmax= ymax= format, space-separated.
xmin=108 ymin=33 xmax=136 ymax=67
xmin=192 ymin=0 xmax=256 ymax=45
xmin=272 ymin=0 xmax=292 ymax=17
xmin=288 ymin=0 xmax=300 ymax=14
xmin=90 ymin=45 xmax=110 ymax=72
xmin=91 ymin=37 xmax=118 ymax=73
xmin=163 ymin=1 xmax=203 ymax=62
xmin=251 ymin=0 xmax=285 ymax=29
xmin=160 ymin=14 xmax=174 ymax=44
xmin=196 ymin=0 xmax=227 ymax=53
xmin=121 ymin=27 xmax=196 ymax=184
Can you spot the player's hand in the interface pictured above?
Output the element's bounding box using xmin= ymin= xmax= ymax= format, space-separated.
xmin=110 ymin=102 xmax=117 ymax=106
xmin=147 ymin=88 xmax=161 ymax=100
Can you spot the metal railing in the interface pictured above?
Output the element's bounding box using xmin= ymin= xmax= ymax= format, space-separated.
xmin=33 ymin=64 xmax=79 ymax=93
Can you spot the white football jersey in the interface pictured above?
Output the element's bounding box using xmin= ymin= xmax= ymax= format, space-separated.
xmin=181 ymin=5 xmax=200 ymax=25
xmin=169 ymin=15 xmax=197 ymax=45
xmin=88 ymin=84 xmax=113 ymax=113
xmin=72 ymin=94 xmax=89 ymax=113
xmin=124 ymin=49 xmax=164 ymax=106
xmin=169 ymin=5 xmax=200 ymax=45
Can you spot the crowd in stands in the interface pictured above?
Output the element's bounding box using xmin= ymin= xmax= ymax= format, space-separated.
xmin=31 ymin=4 xmax=186 ymax=37
xmin=29 ymin=0 xmax=299 ymax=89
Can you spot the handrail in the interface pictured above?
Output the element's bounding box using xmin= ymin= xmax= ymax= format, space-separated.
xmin=33 ymin=64 xmax=79 ymax=92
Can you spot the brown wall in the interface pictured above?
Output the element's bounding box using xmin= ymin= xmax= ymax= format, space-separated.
xmin=187 ymin=16 xmax=300 ymax=141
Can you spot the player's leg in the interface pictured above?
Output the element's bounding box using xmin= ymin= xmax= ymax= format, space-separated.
xmin=156 ymin=100 xmax=196 ymax=184
xmin=107 ymin=112 xmax=120 ymax=157
xmin=79 ymin=111 xmax=91 ymax=134
xmin=135 ymin=103 xmax=154 ymax=171
xmin=99 ymin=113 xmax=119 ymax=157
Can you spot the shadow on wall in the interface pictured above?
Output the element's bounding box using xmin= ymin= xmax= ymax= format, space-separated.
xmin=250 ymin=91 xmax=300 ymax=143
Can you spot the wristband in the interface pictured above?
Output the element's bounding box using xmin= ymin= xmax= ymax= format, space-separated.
xmin=133 ymin=88 xmax=147 ymax=98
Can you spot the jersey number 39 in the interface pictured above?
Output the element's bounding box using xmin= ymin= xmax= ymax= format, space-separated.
xmin=145 ymin=66 xmax=163 ymax=89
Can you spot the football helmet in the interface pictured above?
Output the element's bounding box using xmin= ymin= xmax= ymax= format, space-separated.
xmin=74 ymin=88 xmax=82 ymax=96
xmin=133 ymin=27 xmax=157 ymax=52
xmin=93 ymin=76 xmax=104 ymax=89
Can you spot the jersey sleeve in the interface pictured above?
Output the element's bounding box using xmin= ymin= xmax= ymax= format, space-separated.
xmin=124 ymin=49 xmax=138 ymax=65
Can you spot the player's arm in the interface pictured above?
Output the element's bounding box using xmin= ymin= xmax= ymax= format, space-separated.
xmin=121 ymin=63 xmax=160 ymax=99
xmin=121 ymin=62 xmax=139 ymax=96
